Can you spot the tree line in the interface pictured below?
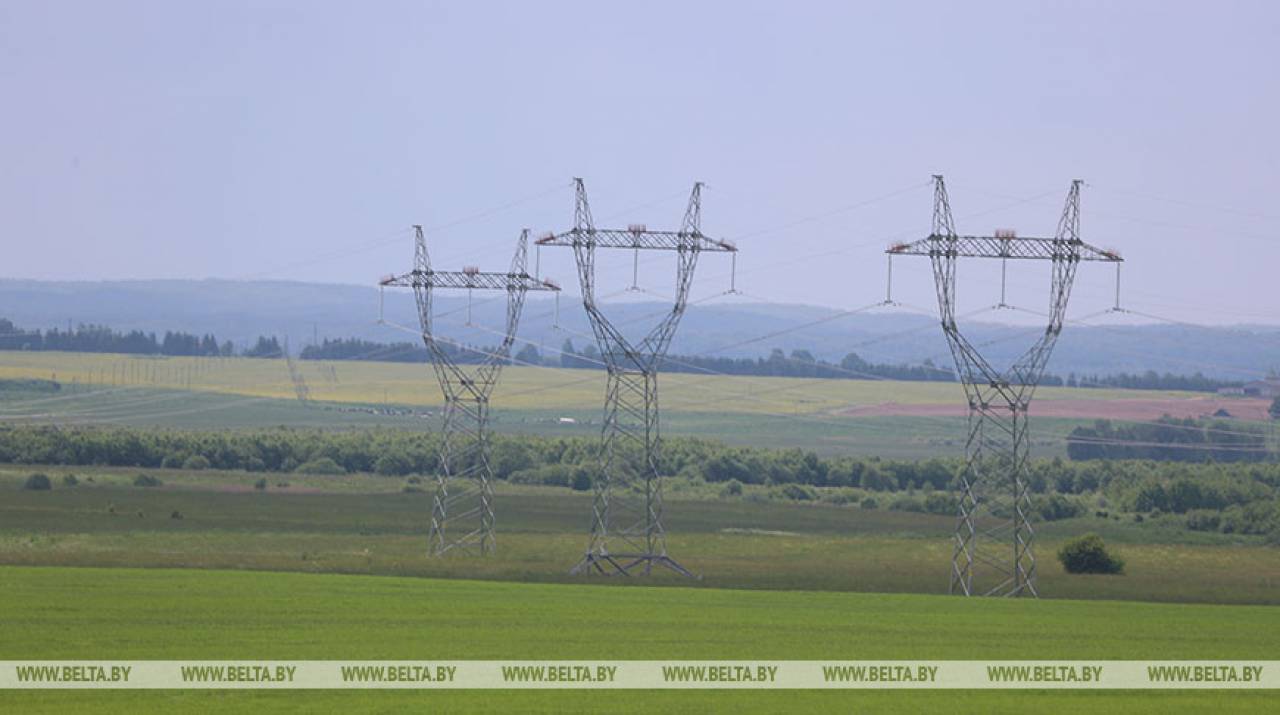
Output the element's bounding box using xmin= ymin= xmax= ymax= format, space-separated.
xmin=1066 ymin=417 xmax=1270 ymax=463
xmin=0 ymin=317 xmax=1249 ymax=392
xmin=2 ymin=425 xmax=1277 ymax=538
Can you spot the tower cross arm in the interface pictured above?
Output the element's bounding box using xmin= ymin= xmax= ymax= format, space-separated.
xmin=380 ymin=270 xmax=561 ymax=291
xmin=535 ymin=228 xmax=737 ymax=252
xmin=887 ymin=235 xmax=1122 ymax=262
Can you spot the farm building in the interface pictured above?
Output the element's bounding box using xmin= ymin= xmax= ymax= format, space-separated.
xmin=1241 ymin=379 xmax=1280 ymax=399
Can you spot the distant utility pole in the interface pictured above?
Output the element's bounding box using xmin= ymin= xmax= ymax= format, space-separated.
xmin=380 ymin=227 xmax=558 ymax=556
xmin=888 ymin=175 xmax=1123 ymax=598
xmin=283 ymin=337 xmax=310 ymax=403
xmin=536 ymin=179 xmax=737 ymax=577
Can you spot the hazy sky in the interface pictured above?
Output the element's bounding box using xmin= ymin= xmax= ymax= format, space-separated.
xmin=2 ymin=1 xmax=1277 ymax=325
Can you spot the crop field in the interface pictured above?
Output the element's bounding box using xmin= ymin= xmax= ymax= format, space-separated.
xmin=0 ymin=349 xmax=1224 ymax=414
xmin=2 ymin=349 xmax=1259 ymax=458
xmin=1 ymin=566 xmax=1278 ymax=713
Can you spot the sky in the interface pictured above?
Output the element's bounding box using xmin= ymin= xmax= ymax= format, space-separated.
xmin=2 ymin=1 xmax=1278 ymax=326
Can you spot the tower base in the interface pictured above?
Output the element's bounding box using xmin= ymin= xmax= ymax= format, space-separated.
xmin=570 ymin=552 xmax=697 ymax=578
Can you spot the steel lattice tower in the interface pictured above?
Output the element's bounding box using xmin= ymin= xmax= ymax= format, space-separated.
xmin=381 ymin=226 xmax=559 ymax=556
xmin=537 ymin=179 xmax=737 ymax=576
xmin=888 ymin=176 xmax=1122 ymax=597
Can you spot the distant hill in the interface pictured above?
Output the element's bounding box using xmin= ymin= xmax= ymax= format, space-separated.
xmin=1 ymin=278 xmax=1277 ymax=380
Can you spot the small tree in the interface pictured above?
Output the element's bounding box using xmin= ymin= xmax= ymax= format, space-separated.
xmin=1057 ymin=533 xmax=1125 ymax=574
xmin=23 ymin=473 xmax=52 ymax=491
xmin=182 ymin=455 xmax=211 ymax=471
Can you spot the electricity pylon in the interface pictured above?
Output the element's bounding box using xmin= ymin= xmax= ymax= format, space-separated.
xmin=888 ymin=175 xmax=1122 ymax=597
xmin=537 ymin=178 xmax=737 ymax=576
xmin=380 ymin=227 xmax=559 ymax=556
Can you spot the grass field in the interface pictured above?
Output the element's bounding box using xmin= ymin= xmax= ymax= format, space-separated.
xmin=2 ymin=464 xmax=1277 ymax=604
xmin=3 ymin=355 xmax=1279 ymax=712
xmin=1 ymin=566 xmax=1277 ymax=713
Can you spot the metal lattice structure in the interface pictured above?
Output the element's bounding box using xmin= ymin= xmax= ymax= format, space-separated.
xmin=381 ymin=226 xmax=558 ymax=556
xmin=537 ymin=179 xmax=736 ymax=576
xmin=888 ymin=175 xmax=1122 ymax=597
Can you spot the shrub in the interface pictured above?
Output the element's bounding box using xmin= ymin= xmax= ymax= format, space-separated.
xmin=182 ymin=455 xmax=210 ymax=471
xmin=1185 ymin=509 xmax=1221 ymax=532
xmin=170 ymin=510 xmax=183 ymax=520
xmin=1057 ymin=533 xmax=1124 ymax=575
xmin=571 ymin=468 xmax=593 ymax=492
xmin=253 ymin=478 xmax=267 ymax=491
xmin=374 ymin=453 xmax=414 ymax=476
xmin=888 ymin=495 xmax=924 ymax=513
xmin=132 ymin=474 xmax=162 ymax=488
xmin=720 ymin=479 xmax=743 ymax=497
xmin=62 ymin=474 xmax=79 ymax=487
xmin=860 ymin=497 xmax=878 ymax=510
xmin=778 ymin=483 xmax=816 ymax=501
xmin=924 ymin=492 xmax=956 ymax=515
xmin=293 ymin=457 xmax=345 ymax=475
xmin=22 ymin=473 xmax=52 ymax=491
xmin=160 ymin=453 xmax=188 ymax=469
xmin=406 ymin=475 xmax=423 ymax=485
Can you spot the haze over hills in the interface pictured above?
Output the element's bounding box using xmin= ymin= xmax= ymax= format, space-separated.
xmin=1 ymin=278 xmax=1277 ymax=381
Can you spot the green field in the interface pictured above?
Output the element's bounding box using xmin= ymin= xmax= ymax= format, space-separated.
xmin=2 ymin=464 xmax=1277 ymax=604
xmin=3 ymin=355 xmax=1279 ymax=712
xmin=1 ymin=566 xmax=1277 ymax=713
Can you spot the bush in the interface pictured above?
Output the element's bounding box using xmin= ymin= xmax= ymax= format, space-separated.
xmin=62 ymin=474 xmax=79 ymax=487
xmin=132 ymin=474 xmax=162 ymax=488
xmin=1057 ymin=533 xmax=1124 ymax=575
xmin=923 ymin=492 xmax=956 ymax=515
xmin=182 ymin=455 xmax=210 ymax=471
xmin=293 ymin=457 xmax=345 ymax=475
xmin=170 ymin=510 xmax=183 ymax=520
xmin=1185 ymin=509 xmax=1222 ymax=532
xmin=253 ymin=478 xmax=267 ymax=491
xmin=860 ymin=497 xmax=878 ymax=510
xmin=160 ymin=453 xmax=188 ymax=469
xmin=778 ymin=483 xmax=816 ymax=501
xmin=374 ymin=453 xmax=413 ymax=476
xmin=720 ymin=479 xmax=743 ymax=497
xmin=570 ymin=468 xmax=593 ymax=492
xmin=22 ymin=473 xmax=52 ymax=491
xmin=888 ymin=495 xmax=924 ymax=513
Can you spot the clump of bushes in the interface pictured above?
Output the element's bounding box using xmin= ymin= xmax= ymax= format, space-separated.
xmin=62 ymin=474 xmax=79 ymax=487
xmin=22 ymin=473 xmax=52 ymax=491
xmin=170 ymin=510 xmax=183 ymax=520
xmin=776 ymin=484 xmax=817 ymax=501
xmin=860 ymin=497 xmax=879 ymax=510
xmin=293 ymin=457 xmax=345 ymax=475
xmin=719 ymin=479 xmax=743 ymax=498
xmin=182 ymin=455 xmax=210 ymax=471
xmin=888 ymin=495 xmax=924 ymax=513
xmin=253 ymin=478 xmax=268 ymax=491
xmin=133 ymin=474 xmax=162 ymax=488
xmin=1057 ymin=533 xmax=1124 ymax=575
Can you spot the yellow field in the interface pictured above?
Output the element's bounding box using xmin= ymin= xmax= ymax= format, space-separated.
xmin=0 ymin=350 xmax=1203 ymax=416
